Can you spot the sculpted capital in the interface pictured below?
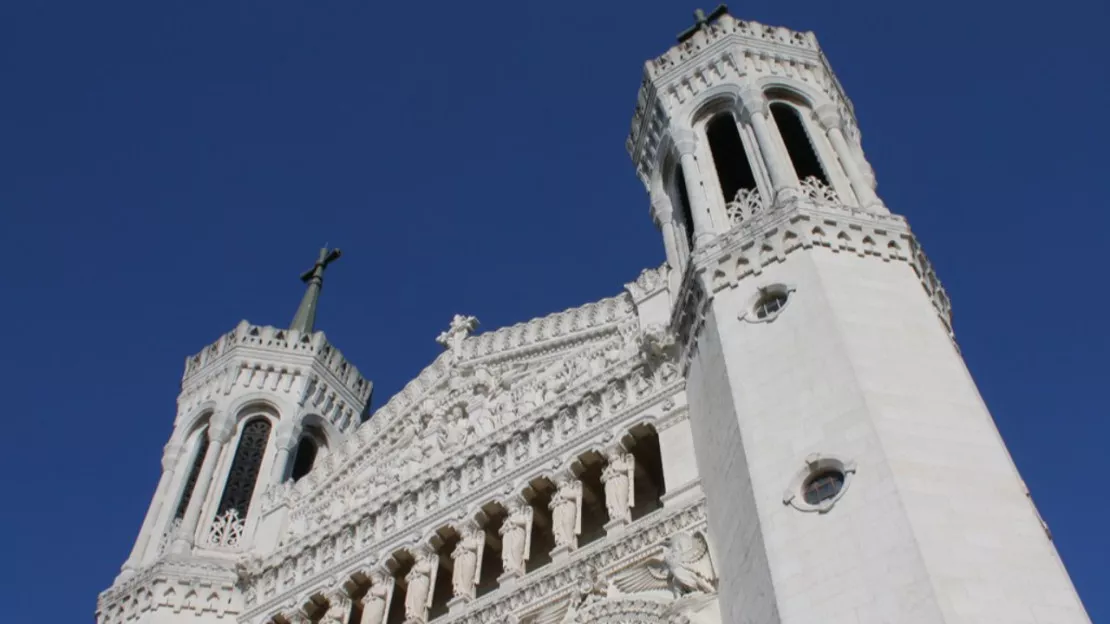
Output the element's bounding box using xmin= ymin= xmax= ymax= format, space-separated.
xmin=209 ymin=413 xmax=237 ymax=444
xmin=161 ymin=441 xmax=184 ymax=471
xmin=812 ymin=104 xmax=843 ymax=132
xmin=671 ymin=129 xmax=699 ymax=156
xmin=737 ymin=87 xmax=769 ymax=122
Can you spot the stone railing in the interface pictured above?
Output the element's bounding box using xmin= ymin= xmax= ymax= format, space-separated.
xmin=725 ymin=187 xmax=767 ymax=225
xmin=240 ymin=357 xmax=684 ymax=614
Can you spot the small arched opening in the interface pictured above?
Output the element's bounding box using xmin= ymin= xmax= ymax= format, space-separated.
xmin=769 ymin=100 xmax=828 ymax=184
xmin=289 ymin=425 xmax=326 ymax=482
xmin=705 ymin=112 xmax=758 ymax=206
xmin=173 ymin=424 xmax=210 ymax=520
xmin=628 ymin=424 xmax=667 ymax=521
xmin=669 ymin=164 xmax=695 ymax=250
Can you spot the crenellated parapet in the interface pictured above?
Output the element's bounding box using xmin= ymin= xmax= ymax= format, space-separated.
xmin=177 ymin=321 xmax=373 ymax=436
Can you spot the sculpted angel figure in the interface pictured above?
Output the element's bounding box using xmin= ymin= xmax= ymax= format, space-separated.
xmin=611 ymin=532 xmax=717 ymax=598
xmin=359 ymin=570 xmax=393 ymax=624
xmin=451 ymin=524 xmax=485 ymax=600
xmin=549 ymin=476 xmax=582 ymax=549
xmin=499 ymin=499 xmax=533 ymax=576
xmin=602 ymin=450 xmax=636 ymax=524
xmin=404 ymin=548 xmax=437 ymax=621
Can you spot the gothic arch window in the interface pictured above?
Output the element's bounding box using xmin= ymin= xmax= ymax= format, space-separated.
xmin=705 ymin=112 xmax=759 ymax=208
xmin=671 ymin=165 xmax=695 ymax=251
xmin=214 ymin=417 xmax=272 ymax=519
xmin=173 ymin=426 xmax=210 ymax=520
xmin=769 ymin=99 xmax=829 ymax=185
xmin=289 ymin=425 xmax=325 ymax=482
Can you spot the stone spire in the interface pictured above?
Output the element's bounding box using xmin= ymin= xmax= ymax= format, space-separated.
xmin=290 ymin=246 xmax=342 ymax=334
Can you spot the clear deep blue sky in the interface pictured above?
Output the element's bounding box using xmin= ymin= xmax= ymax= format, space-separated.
xmin=1 ymin=1 xmax=1107 ymax=621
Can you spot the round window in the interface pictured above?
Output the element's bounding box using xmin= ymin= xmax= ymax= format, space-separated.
xmin=802 ymin=470 xmax=845 ymax=505
xmin=754 ymin=291 xmax=789 ymax=319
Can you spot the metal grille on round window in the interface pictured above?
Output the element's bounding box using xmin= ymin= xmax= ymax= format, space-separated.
xmin=802 ymin=470 xmax=845 ymax=505
xmin=755 ymin=291 xmax=789 ymax=319
xmin=215 ymin=419 xmax=271 ymax=518
xmin=173 ymin=430 xmax=209 ymax=520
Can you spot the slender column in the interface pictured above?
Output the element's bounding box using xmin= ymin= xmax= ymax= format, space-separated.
xmin=171 ymin=418 xmax=234 ymax=553
xmin=650 ymin=191 xmax=682 ymax=273
xmin=815 ymin=104 xmax=884 ymax=211
xmin=117 ymin=441 xmax=183 ymax=579
xmin=739 ymin=89 xmax=799 ymax=200
xmin=672 ymin=130 xmax=716 ymax=248
xmin=268 ymin=426 xmax=299 ymax=482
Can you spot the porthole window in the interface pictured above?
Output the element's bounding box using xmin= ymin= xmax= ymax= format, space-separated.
xmin=754 ymin=291 xmax=789 ymax=319
xmin=740 ymin=284 xmax=796 ymax=324
xmin=802 ymin=470 xmax=845 ymax=505
xmin=783 ymin=453 xmax=856 ymax=513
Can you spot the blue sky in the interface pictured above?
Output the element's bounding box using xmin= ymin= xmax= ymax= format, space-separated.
xmin=1 ymin=0 xmax=1107 ymax=621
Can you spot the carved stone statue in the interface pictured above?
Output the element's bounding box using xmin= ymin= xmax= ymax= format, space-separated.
xmin=611 ymin=531 xmax=717 ymax=598
xmin=359 ymin=570 xmax=393 ymax=624
xmin=499 ymin=499 xmax=532 ymax=576
xmin=602 ymin=450 xmax=636 ymax=524
xmin=451 ymin=524 xmax=485 ymax=600
xmin=443 ymin=404 xmax=474 ymax=448
xmin=436 ymin=314 xmax=479 ymax=363
xmin=549 ymin=476 xmax=582 ymax=549
xmin=404 ymin=548 xmax=437 ymax=621
xmin=321 ymin=593 xmax=351 ymax=624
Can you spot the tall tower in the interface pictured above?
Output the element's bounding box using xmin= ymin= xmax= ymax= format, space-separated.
xmin=627 ymin=8 xmax=1089 ymax=623
xmin=99 ymin=248 xmax=373 ymax=624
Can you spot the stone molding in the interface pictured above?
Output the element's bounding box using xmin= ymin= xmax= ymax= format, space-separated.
xmin=623 ymin=264 xmax=670 ymax=303
xmin=670 ymin=195 xmax=955 ymax=370
xmin=96 ymin=556 xmax=241 ymax=624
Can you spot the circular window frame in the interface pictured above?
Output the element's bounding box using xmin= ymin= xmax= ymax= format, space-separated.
xmin=739 ymin=283 xmax=796 ymax=324
xmin=783 ymin=453 xmax=856 ymax=514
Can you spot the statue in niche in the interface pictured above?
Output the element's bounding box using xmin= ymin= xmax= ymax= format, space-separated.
xmin=469 ymin=401 xmax=497 ymax=436
xmin=321 ymin=593 xmax=350 ymax=624
xmin=451 ymin=524 xmax=485 ymax=600
xmin=404 ymin=548 xmax=437 ymax=620
xmin=602 ymin=450 xmax=636 ymax=524
xmin=358 ymin=571 xmax=392 ymax=624
xmin=550 ymin=476 xmax=582 ymax=548
xmin=490 ymin=389 xmax=517 ymax=427
xmin=499 ymin=499 xmax=533 ymax=576
xmin=443 ymin=404 xmax=474 ymax=448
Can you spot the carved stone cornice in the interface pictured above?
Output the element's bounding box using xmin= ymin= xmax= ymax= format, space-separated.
xmin=670 ymin=196 xmax=954 ymax=370
xmin=96 ymin=556 xmax=241 ymax=624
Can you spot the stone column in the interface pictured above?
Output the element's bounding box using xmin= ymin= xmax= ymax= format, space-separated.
xmin=268 ymin=425 xmax=300 ymax=482
xmin=601 ymin=446 xmax=636 ymax=532
xmin=171 ymin=418 xmax=234 ymax=553
xmin=739 ymin=88 xmax=799 ymax=201
xmin=650 ymin=191 xmax=683 ymax=273
xmin=117 ymin=440 xmax=183 ymax=579
xmin=814 ymin=104 xmax=884 ymax=211
xmin=672 ymin=129 xmax=716 ymax=248
xmin=549 ymin=473 xmax=582 ymax=561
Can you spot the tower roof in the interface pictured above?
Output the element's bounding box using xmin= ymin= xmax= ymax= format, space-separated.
xmin=290 ymin=246 xmax=342 ymax=334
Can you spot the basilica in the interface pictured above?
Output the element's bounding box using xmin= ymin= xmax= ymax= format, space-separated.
xmin=97 ymin=8 xmax=1091 ymax=624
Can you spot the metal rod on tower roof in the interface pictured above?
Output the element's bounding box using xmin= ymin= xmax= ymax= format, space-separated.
xmin=290 ymin=246 xmax=342 ymax=334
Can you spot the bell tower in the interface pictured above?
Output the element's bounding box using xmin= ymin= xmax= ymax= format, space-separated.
xmin=100 ymin=248 xmax=373 ymax=624
xmin=628 ymin=7 xmax=1090 ymax=623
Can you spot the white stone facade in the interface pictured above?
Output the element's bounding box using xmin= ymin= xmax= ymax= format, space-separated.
xmin=98 ymin=11 xmax=1090 ymax=624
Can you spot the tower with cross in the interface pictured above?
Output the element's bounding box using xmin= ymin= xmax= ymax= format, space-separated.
xmin=99 ymin=8 xmax=1090 ymax=624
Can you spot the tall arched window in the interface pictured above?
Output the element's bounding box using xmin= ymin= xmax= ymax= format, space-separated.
xmin=173 ymin=427 xmax=209 ymax=520
xmin=289 ymin=436 xmax=318 ymax=482
xmin=770 ymin=101 xmax=828 ymax=184
xmin=672 ymin=165 xmax=695 ymax=249
xmin=214 ymin=418 xmax=271 ymax=519
xmin=706 ymin=112 xmax=758 ymax=205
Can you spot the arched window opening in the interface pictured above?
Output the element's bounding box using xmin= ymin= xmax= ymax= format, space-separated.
xmin=214 ymin=418 xmax=271 ymax=520
xmin=427 ymin=533 xmax=456 ymax=620
xmin=475 ymin=508 xmax=503 ymax=599
xmin=174 ymin=427 xmax=209 ymax=520
xmin=289 ymin=436 xmax=318 ymax=482
xmin=770 ymin=102 xmax=828 ymax=184
xmin=629 ymin=426 xmax=667 ymax=521
xmin=384 ymin=556 xmax=411 ymax=624
xmin=706 ymin=113 xmax=758 ymax=204
xmin=576 ymin=459 xmax=608 ymax=548
xmin=525 ymin=484 xmax=554 ymax=574
xmin=673 ymin=166 xmax=695 ymax=249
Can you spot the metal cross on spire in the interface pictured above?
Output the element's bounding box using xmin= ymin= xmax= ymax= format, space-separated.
xmin=677 ymin=4 xmax=729 ymax=43
xmin=290 ymin=246 xmax=342 ymax=334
